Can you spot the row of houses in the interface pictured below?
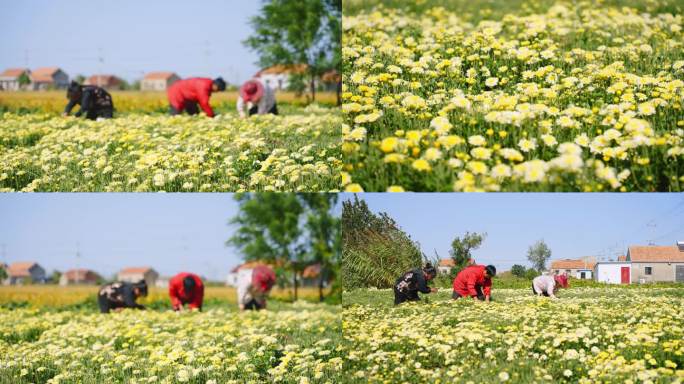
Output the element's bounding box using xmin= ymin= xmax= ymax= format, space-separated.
xmin=0 ymin=262 xmax=329 ymax=288
xmin=0 ymin=65 xmax=340 ymax=92
xmin=434 ymin=242 xmax=684 ymax=284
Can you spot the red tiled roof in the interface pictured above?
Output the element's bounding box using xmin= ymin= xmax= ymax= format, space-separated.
xmin=438 ymin=259 xmax=455 ymax=267
xmin=7 ymin=262 xmax=38 ymax=277
xmin=321 ymin=69 xmax=341 ymax=83
xmin=143 ymin=72 xmax=177 ymax=80
xmin=31 ymin=67 xmax=62 ymax=82
xmin=85 ymin=74 xmax=121 ymax=86
xmin=628 ymin=246 xmax=684 ymax=262
xmin=256 ymin=64 xmax=308 ymax=77
xmin=550 ymin=259 xmax=596 ymax=270
xmin=119 ymin=267 xmax=154 ymax=274
xmin=302 ymin=264 xmax=321 ymax=278
xmin=0 ymin=68 xmax=29 ymax=78
xmin=63 ymin=269 xmax=100 ymax=281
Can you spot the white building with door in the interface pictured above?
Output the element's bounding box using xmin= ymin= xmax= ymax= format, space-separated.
xmin=595 ymin=262 xmax=632 ymax=284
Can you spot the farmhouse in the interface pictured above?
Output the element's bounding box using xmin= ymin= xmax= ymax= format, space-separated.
xmin=0 ymin=68 xmax=30 ymax=90
xmin=85 ymin=74 xmax=122 ymax=89
xmin=141 ymin=72 xmax=180 ymax=91
xmin=226 ymin=261 xmax=267 ymax=287
xmin=595 ymin=242 xmax=684 ymax=284
xmin=118 ymin=267 xmax=159 ymax=286
xmin=437 ymin=259 xmax=455 ymax=274
xmin=255 ymin=64 xmax=309 ymax=91
xmin=59 ymin=269 xmax=102 ymax=286
xmin=4 ymin=262 xmax=47 ymax=285
xmin=30 ymin=67 xmax=69 ymax=90
xmin=549 ymin=257 xmax=596 ymax=279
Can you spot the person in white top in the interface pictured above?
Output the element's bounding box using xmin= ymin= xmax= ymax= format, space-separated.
xmin=237 ymin=78 xmax=277 ymax=118
xmin=532 ymin=274 xmax=569 ymax=299
xmin=236 ymin=265 xmax=276 ymax=310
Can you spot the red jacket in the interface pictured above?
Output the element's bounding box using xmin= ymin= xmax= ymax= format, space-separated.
xmin=169 ymin=272 xmax=204 ymax=310
xmin=453 ymin=265 xmax=492 ymax=297
xmin=167 ymin=78 xmax=215 ymax=117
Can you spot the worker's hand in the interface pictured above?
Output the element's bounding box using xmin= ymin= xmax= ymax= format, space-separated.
xmin=431 ymin=287 xmax=439 ymax=293
xmin=485 ymin=295 xmax=491 ymax=302
xmin=62 ymin=112 xmax=68 ymax=117
xmin=239 ymin=304 xmax=245 ymax=310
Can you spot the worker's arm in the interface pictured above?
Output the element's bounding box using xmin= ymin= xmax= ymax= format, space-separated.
xmin=189 ymin=284 xmax=204 ymax=311
xmin=63 ymin=99 xmax=77 ymax=115
xmin=169 ymin=284 xmax=182 ymax=311
xmin=75 ymin=90 xmax=92 ymax=117
xmin=197 ymin=91 xmax=214 ymax=118
xmin=123 ymin=286 xmax=145 ymax=310
xmin=416 ymin=274 xmax=432 ymax=294
xmin=236 ymin=96 xmax=246 ymax=118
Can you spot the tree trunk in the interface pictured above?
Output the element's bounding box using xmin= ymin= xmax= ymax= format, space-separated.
xmin=336 ymin=80 xmax=342 ymax=106
xmin=318 ymin=275 xmax=324 ymax=302
xmin=310 ymin=71 xmax=316 ymax=103
xmin=293 ymin=268 xmax=298 ymax=302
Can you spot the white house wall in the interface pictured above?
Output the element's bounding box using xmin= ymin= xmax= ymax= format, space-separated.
xmin=596 ymin=263 xmax=630 ymax=284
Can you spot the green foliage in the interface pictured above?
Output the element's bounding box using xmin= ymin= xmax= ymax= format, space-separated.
xmin=244 ymin=0 xmax=341 ymax=102
xmin=448 ymin=231 xmax=486 ymax=278
xmin=510 ymin=264 xmax=527 ymax=278
xmin=342 ymin=195 xmax=423 ymax=289
xmin=18 ymin=72 xmax=31 ymax=87
xmin=527 ymin=239 xmax=552 ymax=272
xmin=227 ymin=193 xmax=340 ymax=301
xmin=0 ymin=267 xmax=7 ymax=281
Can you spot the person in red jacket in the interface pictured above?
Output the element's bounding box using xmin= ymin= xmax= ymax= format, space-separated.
xmin=167 ymin=77 xmax=226 ymax=118
xmin=168 ymin=272 xmax=204 ymax=311
xmin=452 ymin=264 xmax=496 ymax=302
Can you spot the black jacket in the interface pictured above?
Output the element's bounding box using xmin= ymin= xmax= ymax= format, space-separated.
xmin=395 ymin=268 xmax=431 ymax=294
xmin=65 ymin=86 xmax=113 ymax=116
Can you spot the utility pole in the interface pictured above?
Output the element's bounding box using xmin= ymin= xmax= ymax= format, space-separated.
xmin=75 ymin=242 xmax=81 ymax=284
xmin=97 ymin=47 xmax=104 ymax=87
xmin=647 ymin=222 xmax=657 ymax=245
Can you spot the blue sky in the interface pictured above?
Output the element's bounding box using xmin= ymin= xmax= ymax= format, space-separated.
xmin=0 ymin=194 xmax=242 ymax=281
xmin=344 ymin=193 xmax=684 ymax=271
xmin=0 ymin=0 xmax=262 ymax=84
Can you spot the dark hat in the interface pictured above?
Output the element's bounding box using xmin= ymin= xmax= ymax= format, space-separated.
xmin=213 ymin=77 xmax=226 ymax=91
xmin=133 ymin=280 xmax=148 ymax=296
xmin=183 ymin=275 xmax=196 ymax=293
xmin=423 ymin=263 xmax=437 ymax=277
xmin=485 ymin=265 xmax=497 ymax=277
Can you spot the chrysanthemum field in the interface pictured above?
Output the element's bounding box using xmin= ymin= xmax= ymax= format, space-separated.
xmin=0 ymin=302 xmax=342 ymax=383
xmin=342 ymin=0 xmax=684 ymax=191
xmin=342 ymin=287 xmax=684 ymax=383
xmin=0 ymin=106 xmax=340 ymax=192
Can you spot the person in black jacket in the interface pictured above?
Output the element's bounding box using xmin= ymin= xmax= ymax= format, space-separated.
xmin=63 ymin=81 xmax=114 ymax=120
xmin=98 ymin=280 xmax=147 ymax=313
xmin=394 ymin=263 xmax=439 ymax=305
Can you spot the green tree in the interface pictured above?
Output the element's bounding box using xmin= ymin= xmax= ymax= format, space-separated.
xmin=449 ymin=232 xmax=486 ymax=277
xmin=0 ymin=266 xmax=7 ymax=281
xmin=227 ymin=193 xmax=304 ymax=300
xmin=74 ymin=74 xmax=86 ymax=84
xmin=510 ymin=264 xmax=527 ymax=278
xmin=244 ymin=0 xmax=341 ymax=103
xmin=524 ymin=268 xmax=539 ymax=280
xmin=299 ymin=193 xmax=340 ymax=302
xmin=342 ymin=195 xmax=422 ymax=289
xmin=49 ymin=270 xmax=62 ymax=284
xmin=527 ymin=239 xmax=552 ymax=272
xmin=18 ymin=72 xmax=31 ymax=88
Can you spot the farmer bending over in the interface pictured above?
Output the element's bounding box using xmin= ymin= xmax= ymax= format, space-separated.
xmin=237 ymin=265 xmax=276 ymax=310
xmin=63 ymin=81 xmax=114 ymax=120
xmin=532 ymin=273 xmax=569 ymax=299
xmin=393 ymin=263 xmax=438 ymax=305
xmin=169 ymin=272 xmax=204 ymax=311
xmin=168 ymin=77 xmax=226 ymax=117
xmin=98 ymin=280 xmax=147 ymax=313
xmin=452 ymin=264 xmax=496 ymax=302
xmin=236 ymin=78 xmax=277 ymax=118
